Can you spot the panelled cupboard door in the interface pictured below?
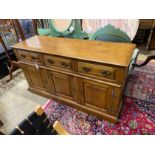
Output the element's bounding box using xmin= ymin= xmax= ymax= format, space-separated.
xmin=78 ymin=79 xmax=115 ymax=114
xmin=47 ymin=71 xmax=76 ymax=101
xmin=21 ymin=64 xmax=49 ymax=92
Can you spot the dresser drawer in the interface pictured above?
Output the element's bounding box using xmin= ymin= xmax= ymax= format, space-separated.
xmin=78 ymin=61 xmax=116 ymax=80
xmin=18 ymin=50 xmax=41 ymax=64
xmin=44 ymin=55 xmax=71 ymax=70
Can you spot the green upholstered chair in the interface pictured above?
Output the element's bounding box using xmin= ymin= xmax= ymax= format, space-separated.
xmin=34 ymin=19 xmax=88 ymax=39
xmin=90 ymin=24 xmax=139 ymax=72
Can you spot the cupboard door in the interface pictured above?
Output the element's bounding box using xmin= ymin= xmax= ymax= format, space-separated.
xmin=79 ymin=79 xmax=114 ymax=113
xmin=47 ymin=71 xmax=76 ymax=100
xmin=21 ymin=64 xmax=49 ymax=91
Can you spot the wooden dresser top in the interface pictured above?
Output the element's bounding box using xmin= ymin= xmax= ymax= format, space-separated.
xmin=13 ymin=35 xmax=136 ymax=67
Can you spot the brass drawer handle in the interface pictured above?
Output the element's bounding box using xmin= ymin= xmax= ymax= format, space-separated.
xmin=81 ymin=66 xmax=91 ymax=72
xmin=31 ymin=56 xmax=38 ymax=60
xmin=61 ymin=62 xmax=69 ymax=68
xmin=21 ymin=54 xmax=26 ymax=58
xmin=47 ymin=59 xmax=54 ymax=64
xmin=101 ymin=70 xmax=112 ymax=76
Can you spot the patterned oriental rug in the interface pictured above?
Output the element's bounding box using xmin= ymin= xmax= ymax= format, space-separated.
xmin=43 ymin=62 xmax=155 ymax=135
xmin=125 ymin=61 xmax=155 ymax=103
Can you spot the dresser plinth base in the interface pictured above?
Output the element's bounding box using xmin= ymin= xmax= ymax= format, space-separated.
xmin=28 ymin=87 xmax=119 ymax=124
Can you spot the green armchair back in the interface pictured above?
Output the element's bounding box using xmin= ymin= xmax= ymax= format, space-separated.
xmin=91 ymin=24 xmax=131 ymax=43
xmin=90 ymin=24 xmax=138 ymax=73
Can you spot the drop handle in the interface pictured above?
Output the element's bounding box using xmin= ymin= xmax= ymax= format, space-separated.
xmin=101 ymin=70 xmax=111 ymax=76
xmin=82 ymin=67 xmax=91 ymax=72
xmin=31 ymin=56 xmax=37 ymax=60
xmin=47 ymin=59 xmax=54 ymax=64
xmin=61 ymin=62 xmax=69 ymax=68
xmin=21 ymin=54 xmax=26 ymax=58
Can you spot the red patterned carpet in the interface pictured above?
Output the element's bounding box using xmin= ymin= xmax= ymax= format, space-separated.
xmin=125 ymin=61 xmax=155 ymax=103
xmin=43 ymin=62 xmax=155 ymax=135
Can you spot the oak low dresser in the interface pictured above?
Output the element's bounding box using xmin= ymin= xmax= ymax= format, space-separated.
xmin=13 ymin=36 xmax=136 ymax=123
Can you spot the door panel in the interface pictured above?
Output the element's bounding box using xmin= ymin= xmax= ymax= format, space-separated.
xmin=48 ymin=71 xmax=75 ymax=100
xmin=27 ymin=67 xmax=44 ymax=88
xmin=84 ymin=83 xmax=107 ymax=109
xmin=21 ymin=64 xmax=48 ymax=91
xmin=79 ymin=79 xmax=114 ymax=113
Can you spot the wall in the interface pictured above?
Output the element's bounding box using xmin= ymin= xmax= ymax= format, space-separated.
xmin=82 ymin=19 xmax=139 ymax=40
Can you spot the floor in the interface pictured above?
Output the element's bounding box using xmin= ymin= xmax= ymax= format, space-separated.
xmin=0 ymin=70 xmax=48 ymax=134
xmin=137 ymin=50 xmax=155 ymax=62
xmin=0 ymin=52 xmax=155 ymax=134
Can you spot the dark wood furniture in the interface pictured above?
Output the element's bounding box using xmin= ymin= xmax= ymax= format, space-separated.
xmin=13 ymin=36 xmax=136 ymax=123
xmin=133 ymin=19 xmax=155 ymax=50
xmin=133 ymin=20 xmax=155 ymax=67
xmin=32 ymin=19 xmax=49 ymax=35
xmin=0 ymin=19 xmax=25 ymax=82
xmin=139 ymin=19 xmax=154 ymax=29
xmin=149 ymin=29 xmax=155 ymax=49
